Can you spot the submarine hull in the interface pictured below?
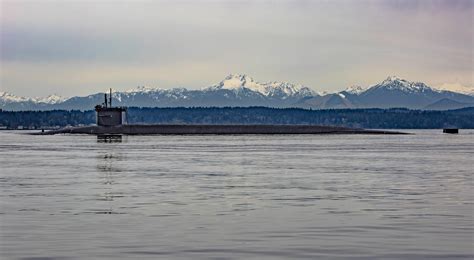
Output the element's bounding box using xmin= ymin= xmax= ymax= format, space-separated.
xmin=35 ymin=124 xmax=407 ymax=135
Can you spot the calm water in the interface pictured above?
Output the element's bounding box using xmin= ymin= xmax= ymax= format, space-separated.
xmin=0 ymin=130 xmax=473 ymax=259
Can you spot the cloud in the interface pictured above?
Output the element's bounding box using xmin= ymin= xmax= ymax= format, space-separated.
xmin=1 ymin=0 xmax=472 ymax=97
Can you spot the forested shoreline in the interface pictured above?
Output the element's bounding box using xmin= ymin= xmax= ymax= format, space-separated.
xmin=1 ymin=107 xmax=473 ymax=129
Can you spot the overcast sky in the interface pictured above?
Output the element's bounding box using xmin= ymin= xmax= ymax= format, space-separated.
xmin=1 ymin=0 xmax=473 ymax=97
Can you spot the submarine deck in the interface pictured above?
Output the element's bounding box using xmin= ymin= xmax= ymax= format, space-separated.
xmin=34 ymin=124 xmax=407 ymax=135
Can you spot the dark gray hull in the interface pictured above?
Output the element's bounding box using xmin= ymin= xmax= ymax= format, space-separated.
xmin=35 ymin=124 xmax=407 ymax=135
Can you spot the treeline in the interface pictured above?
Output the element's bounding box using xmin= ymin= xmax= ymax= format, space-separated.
xmin=0 ymin=110 xmax=96 ymax=129
xmin=1 ymin=107 xmax=473 ymax=129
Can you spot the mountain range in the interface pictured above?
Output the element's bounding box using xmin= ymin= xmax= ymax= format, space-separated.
xmin=1 ymin=74 xmax=473 ymax=111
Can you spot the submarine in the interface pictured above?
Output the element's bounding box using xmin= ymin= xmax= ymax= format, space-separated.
xmin=36 ymin=89 xmax=406 ymax=135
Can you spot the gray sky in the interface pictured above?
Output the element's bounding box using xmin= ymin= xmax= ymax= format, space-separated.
xmin=1 ymin=0 xmax=473 ymax=97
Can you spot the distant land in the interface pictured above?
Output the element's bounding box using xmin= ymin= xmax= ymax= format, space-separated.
xmin=1 ymin=107 xmax=473 ymax=130
xmin=1 ymin=75 xmax=473 ymax=111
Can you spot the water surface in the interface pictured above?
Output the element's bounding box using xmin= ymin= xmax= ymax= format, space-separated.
xmin=1 ymin=130 xmax=473 ymax=259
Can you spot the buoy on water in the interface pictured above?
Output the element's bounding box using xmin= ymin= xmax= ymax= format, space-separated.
xmin=443 ymin=128 xmax=459 ymax=134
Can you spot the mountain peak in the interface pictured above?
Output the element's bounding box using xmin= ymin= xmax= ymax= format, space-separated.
xmin=219 ymin=74 xmax=260 ymax=91
xmin=35 ymin=94 xmax=66 ymax=104
xmin=0 ymin=91 xmax=30 ymax=103
xmin=211 ymin=74 xmax=315 ymax=97
xmin=385 ymin=75 xmax=403 ymax=81
xmin=371 ymin=76 xmax=433 ymax=93
xmin=344 ymin=85 xmax=366 ymax=94
xmin=224 ymin=73 xmax=254 ymax=81
xmin=381 ymin=75 xmax=408 ymax=85
xmin=0 ymin=92 xmax=66 ymax=105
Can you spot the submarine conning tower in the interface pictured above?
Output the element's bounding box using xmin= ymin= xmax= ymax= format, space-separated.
xmin=95 ymin=88 xmax=127 ymax=127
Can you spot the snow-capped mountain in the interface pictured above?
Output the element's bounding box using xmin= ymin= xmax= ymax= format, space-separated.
xmin=356 ymin=76 xmax=473 ymax=109
xmin=0 ymin=92 xmax=66 ymax=110
xmin=1 ymin=75 xmax=473 ymax=111
xmin=343 ymin=85 xmax=366 ymax=95
xmin=370 ymin=76 xmax=432 ymax=93
xmin=0 ymin=92 xmax=65 ymax=104
xmin=35 ymin=94 xmax=66 ymax=104
xmin=1 ymin=92 xmax=29 ymax=103
xmin=298 ymin=76 xmax=474 ymax=109
xmin=205 ymin=74 xmax=316 ymax=98
xmin=0 ymin=74 xmax=315 ymax=110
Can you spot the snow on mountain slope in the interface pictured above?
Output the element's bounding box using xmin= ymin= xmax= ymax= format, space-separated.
xmin=343 ymin=85 xmax=366 ymax=95
xmin=205 ymin=74 xmax=316 ymax=98
xmin=122 ymin=86 xmax=188 ymax=99
xmin=297 ymin=76 xmax=474 ymax=109
xmin=341 ymin=76 xmax=446 ymax=97
xmin=1 ymin=92 xmax=66 ymax=104
xmin=124 ymin=86 xmax=163 ymax=93
xmin=35 ymin=94 xmax=66 ymax=104
xmin=367 ymin=76 xmax=434 ymax=93
xmin=0 ymin=92 xmax=31 ymax=103
xmin=345 ymin=76 xmax=474 ymax=109
xmin=2 ymin=75 xmax=473 ymax=111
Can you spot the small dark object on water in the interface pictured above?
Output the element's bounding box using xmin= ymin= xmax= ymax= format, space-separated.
xmin=443 ymin=128 xmax=458 ymax=134
xmin=97 ymin=134 xmax=122 ymax=143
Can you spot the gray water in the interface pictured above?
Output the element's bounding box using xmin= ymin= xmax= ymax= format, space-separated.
xmin=0 ymin=130 xmax=473 ymax=259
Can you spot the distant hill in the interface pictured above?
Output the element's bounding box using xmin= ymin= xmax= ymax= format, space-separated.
xmin=1 ymin=75 xmax=474 ymax=111
xmin=295 ymin=93 xmax=353 ymax=109
xmin=424 ymin=98 xmax=473 ymax=110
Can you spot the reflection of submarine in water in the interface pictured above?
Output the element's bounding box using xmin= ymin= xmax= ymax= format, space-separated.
xmin=36 ymin=89 xmax=406 ymax=135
